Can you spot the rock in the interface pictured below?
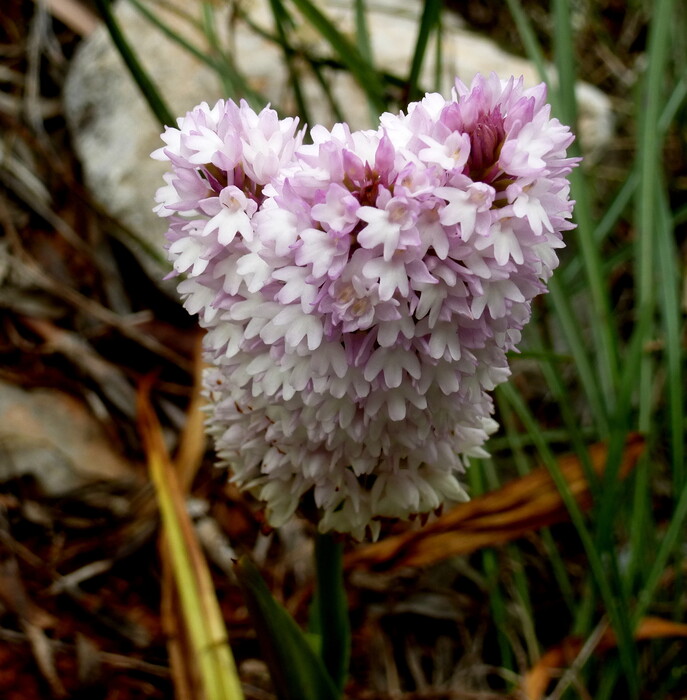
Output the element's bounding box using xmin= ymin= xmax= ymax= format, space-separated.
xmin=0 ymin=381 xmax=135 ymax=496
xmin=64 ymin=0 xmax=612 ymax=285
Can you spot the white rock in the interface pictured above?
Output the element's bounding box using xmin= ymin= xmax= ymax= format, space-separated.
xmin=64 ymin=0 xmax=612 ymax=283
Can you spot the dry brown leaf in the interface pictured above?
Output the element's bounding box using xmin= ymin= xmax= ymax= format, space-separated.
xmin=138 ymin=379 xmax=210 ymax=700
xmin=138 ymin=378 xmax=243 ymax=700
xmin=160 ymin=547 xmax=201 ymax=700
xmin=521 ymin=616 xmax=687 ymax=700
xmin=346 ymin=435 xmax=645 ymax=572
xmin=174 ymin=330 xmax=209 ymax=491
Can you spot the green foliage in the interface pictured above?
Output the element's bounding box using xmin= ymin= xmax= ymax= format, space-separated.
xmin=235 ymin=556 xmax=341 ymax=700
xmin=312 ymin=534 xmax=351 ymax=694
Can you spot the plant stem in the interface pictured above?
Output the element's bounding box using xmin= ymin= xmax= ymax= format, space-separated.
xmin=314 ymin=532 xmax=350 ymax=695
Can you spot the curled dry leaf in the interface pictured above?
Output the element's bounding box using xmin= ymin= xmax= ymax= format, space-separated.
xmin=521 ymin=616 xmax=687 ymax=700
xmin=346 ymin=434 xmax=645 ymax=572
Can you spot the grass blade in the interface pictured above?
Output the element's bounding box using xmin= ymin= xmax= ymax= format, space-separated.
xmin=504 ymin=0 xmax=547 ymax=83
xmin=406 ymin=0 xmax=442 ymax=102
xmin=288 ymin=0 xmax=386 ymax=113
xmin=268 ymin=0 xmax=312 ymax=125
xmin=235 ymin=556 xmax=341 ymax=700
xmin=93 ymin=0 xmax=175 ymax=127
xmin=138 ymin=381 xmax=244 ymax=700
xmin=313 ymin=533 xmax=350 ymax=693
xmin=655 ymin=184 xmax=684 ymax=491
xmin=497 ymin=382 xmax=640 ymax=696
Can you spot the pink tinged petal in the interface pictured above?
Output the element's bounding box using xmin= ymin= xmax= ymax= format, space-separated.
xmin=185 ymin=126 xmax=229 ymax=165
xmin=168 ymin=237 xmax=209 ymax=276
xmin=212 ymin=255 xmax=242 ymax=295
xmin=296 ymin=228 xmax=341 ymax=278
xmin=474 ymin=220 xmax=523 ymax=266
xmin=376 ymin=316 xmax=415 ymax=347
xmin=273 ymin=266 xmax=317 ymax=308
xmin=415 ymin=285 xmax=447 ymax=324
xmin=435 ymin=187 xmax=478 ymax=239
xmin=236 ymin=252 xmax=271 ymax=292
xmin=177 ymin=279 xmax=215 ymax=317
xmin=229 ymin=299 xmax=279 ymax=321
xmin=435 ymin=363 xmax=461 ymax=394
xmin=311 ymin=184 xmax=359 ymax=231
xmin=265 ymin=305 xmax=324 ymax=351
xmin=364 ymin=347 xmax=421 ymax=388
xmin=357 ymin=207 xmax=401 ymax=260
xmin=462 ymin=252 xmax=492 ymax=279
xmin=428 ymin=323 xmax=462 ymax=361
xmin=362 ymin=257 xmax=409 ymax=301
xmin=418 ymin=132 xmax=470 ymax=170
xmin=254 ymin=208 xmax=300 ymax=257
xmin=511 ymin=190 xmax=553 ymax=235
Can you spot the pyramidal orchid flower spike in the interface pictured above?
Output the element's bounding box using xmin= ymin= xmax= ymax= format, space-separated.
xmin=153 ymin=74 xmax=579 ymax=540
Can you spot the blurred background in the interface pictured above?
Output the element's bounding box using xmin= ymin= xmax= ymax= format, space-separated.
xmin=0 ymin=1 xmax=685 ymax=698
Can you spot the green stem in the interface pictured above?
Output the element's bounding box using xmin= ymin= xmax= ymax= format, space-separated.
xmin=314 ymin=532 xmax=350 ymax=695
xmin=93 ymin=0 xmax=175 ymax=128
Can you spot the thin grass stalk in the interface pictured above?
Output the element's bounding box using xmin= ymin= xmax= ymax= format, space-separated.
xmin=546 ymin=277 xmax=610 ymax=435
xmin=498 ymin=382 xmax=640 ymax=695
xmin=481 ymin=456 xmax=540 ymax=665
xmin=199 ymin=2 xmax=257 ymax=104
xmin=631 ymin=186 xmax=687 ymax=622
xmin=655 ymin=182 xmax=685 ymax=491
xmin=504 ymin=0 xmax=548 ymax=83
xmin=139 ymin=390 xmax=244 ymax=700
xmin=636 ymin=0 xmax=674 ymax=324
xmin=406 ymin=0 xmax=442 ymax=102
xmin=563 ymin=72 xmax=687 ymax=287
xmin=314 ymin=533 xmax=350 ymax=694
xmin=592 ymin=314 xmax=650 ymax=559
xmin=93 ymin=0 xmax=175 ymax=128
xmin=126 ymin=0 xmax=221 ymax=73
xmin=469 ymin=463 xmax=515 ymax=671
xmin=551 ymin=0 xmax=577 ymax=130
xmin=308 ymin=60 xmax=346 ymax=123
xmin=509 ymin=549 xmax=540 ymax=663
xmin=267 ymin=0 xmax=312 ymax=125
xmin=354 ymin=0 xmax=373 ymax=63
xmin=634 ymin=481 xmax=687 ymax=625
xmin=353 ymin=0 xmax=378 ymax=126
xmin=288 ymin=0 xmax=386 ymax=113
xmin=531 ymin=319 xmax=600 ymax=496
xmin=433 ymin=8 xmax=443 ymax=92
xmin=551 ymin=0 xmax=620 ymax=409
xmin=627 ymin=0 xmax=675 ymax=593
xmin=562 ymin=172 xmax=637 ymax=287
xmin=199 ymin=3 xmax=236 ymax=97
xmin=495 ymin=391 xmax=577 ymax=613
xmin=504 ymin=0 xmax=612 ymax=433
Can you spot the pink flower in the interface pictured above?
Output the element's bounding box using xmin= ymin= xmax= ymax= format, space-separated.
xmin=154 ymin=73 xmax=579 ymax=539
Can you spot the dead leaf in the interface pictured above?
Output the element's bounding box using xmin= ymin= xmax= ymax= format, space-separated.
xmin=346 ymin=435 xmax=645 ymax=572
xmin=0 ymin=558 xmax=67 ymax=697
xmin=138 ymin=377 xmax=244 ymax=700
xmin=521 ymin=616 xmax=687 ymax=700
xmin=173 ymin=330 xmax=208 ymax=491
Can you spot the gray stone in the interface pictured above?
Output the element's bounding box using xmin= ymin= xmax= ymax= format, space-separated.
xmin=0 ymin=381 xmax=135 ymax=495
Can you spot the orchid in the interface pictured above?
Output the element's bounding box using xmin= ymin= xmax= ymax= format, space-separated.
xmin=153 ymin=73 xmax=579 ymax=539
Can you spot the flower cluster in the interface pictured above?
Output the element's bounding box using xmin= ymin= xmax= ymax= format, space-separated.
xmin=153 ymin=74 xmax=578 ymax=539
